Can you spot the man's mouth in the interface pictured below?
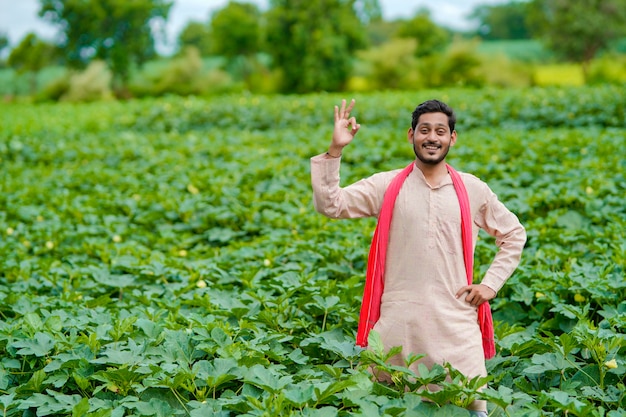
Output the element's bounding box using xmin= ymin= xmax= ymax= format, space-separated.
xmin=423 ymin=143 xmax=441 ymax=150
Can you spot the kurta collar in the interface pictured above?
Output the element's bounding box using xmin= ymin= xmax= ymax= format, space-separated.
xmin=411 ymin=161 xmax=453 ymax=190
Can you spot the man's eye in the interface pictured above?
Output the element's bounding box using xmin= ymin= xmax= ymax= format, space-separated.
xmin=420 ymin=130 xmax=429 ymax=134
xmin=437 ymin=130 xmax=445 ymax=135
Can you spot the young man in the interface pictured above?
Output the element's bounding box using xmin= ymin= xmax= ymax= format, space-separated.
xmin=310 ymin=99 xmax=526 ymax=415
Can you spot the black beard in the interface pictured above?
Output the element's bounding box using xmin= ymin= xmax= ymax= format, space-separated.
xmin=413 ymin=141 xmax=450 ymax=165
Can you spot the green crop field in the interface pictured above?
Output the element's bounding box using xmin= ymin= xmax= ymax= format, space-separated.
xmin=0 ymin=85 xmax=625 ymax=416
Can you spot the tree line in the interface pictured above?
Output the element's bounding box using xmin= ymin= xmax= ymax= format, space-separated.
xmin=1 ymin=0 xmax=625 ymax=98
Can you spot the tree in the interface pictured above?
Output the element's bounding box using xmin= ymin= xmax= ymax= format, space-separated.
xmin=210 ymin=2 xmax=261 ymax=59
xmin=357 ymin=38 xmax=419 ymax=89
xmin=206 ymin=1 xmax=266 ymax=87
xmin=354 ymin=0 xmax=382 ymax=23
xmin=527 ymin=0 xmax=626 ymax=79
xmin=39 ymin=0 xmax=172 ymax=91
xmin=7 ymin=33 xmax=56 ymax=94
xmin=471 ymin=2 xmax=531 ymax=40
xmin=178 ymin=21 xmax=212 ymax=56
xmin=266 ymin=0 xmax=370 ymax=93
xmin=0 ymin=32 xmax=8 ymax=64
xmin=366 ymin=19 xmax=402 ymax=47
xmin=396 ymin=9 xmax=450 ymax=57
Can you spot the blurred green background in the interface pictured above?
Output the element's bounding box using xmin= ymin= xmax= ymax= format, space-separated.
xmin=1 ymin=0 xmax=625 ymax=101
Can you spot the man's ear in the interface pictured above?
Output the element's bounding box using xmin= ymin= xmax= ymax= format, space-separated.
xmin=450 ymin=130 xmax=457 ymax=146
xmin=407 ymin=127 xmax=413 ymax=143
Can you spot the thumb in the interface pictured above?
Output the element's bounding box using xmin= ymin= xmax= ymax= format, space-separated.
xmin=348 ymin=117 xmax=360 ymax=133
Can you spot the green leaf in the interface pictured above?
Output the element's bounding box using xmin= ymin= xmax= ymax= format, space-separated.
xmin=193 ymin=358 xmax=240 ymax=390
xmin=125 ymin=398 xmax=175 ymax=417
xmin=523 ymin=352 xmax=575 ymax=375
xmin=302 ymin=406 xmax=339 ymax=417
xmin=135 ymin=318 xmax=163 ymax=339
xmin=23 ymin=312 xmax=44 ymax=333
xmin=367 ymin=330 xmax=385 ymax=356
xmin=312 ymin=295 xmax=341 ymax=310
xmin=91 ymin=346 xmax=140 ymax=366
xmin=0 ymin=367 xmax=11 ymax=391
xmin=18 ymin=391 xmax=82 ymax=415
xmin=189 ymin=400 xmax=229 ymax=417
xmin=44 ymin=315 xmax=64 ymax=332
xmin=243 ymin=364 xmax=292 ymax=393
xmin=284 ymin=383 xmax=315 ymax=407
xmin=72 ymin=397 xmax=90 ymax=417
xmin=0 ymin=393 xmax=16 ymax=411
xmin=45 ymin=372 xmax=69 ymax=388
xmin=555 ymin=210 xmax=588 ymax=230
xmin=92 ymin=367 xmax=147 ymax=396
xmin=287 ymin=348 xmax=309 ymax=364
xmin=210 ymin=327 xmax=232 ymax=347
xmin=314 ymin=379 xmax=356 ymax=404
xmin=89 ymin=266 xmax=136 ymax=288
xmin=12 ymin=332 xmax=55 ymax=357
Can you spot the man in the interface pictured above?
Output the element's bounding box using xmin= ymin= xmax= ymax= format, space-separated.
xmin=310 ymin=99 xmax=526 ymax=415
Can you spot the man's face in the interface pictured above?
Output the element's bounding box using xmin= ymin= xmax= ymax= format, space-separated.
xmin=408 ymin=112 xmax=457 ymax=166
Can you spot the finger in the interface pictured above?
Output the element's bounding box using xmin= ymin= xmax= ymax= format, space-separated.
xmin=345 ymin=98 xmax=356 ymax=116
xmin=339 ymin=99 xmax=347 ymax=118
xmin=471 ymin=289 xmax=488 ymax=305
xmin=334 ymin=105 xmax=339 ymax=122
xmin=455 ymin=285 xmax=471 ymax=298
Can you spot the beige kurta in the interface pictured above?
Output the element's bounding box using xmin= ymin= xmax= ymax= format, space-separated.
xmin=311 ymin=154 xmax=526 ymax=411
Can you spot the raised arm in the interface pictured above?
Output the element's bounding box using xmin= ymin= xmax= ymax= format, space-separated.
xmin=311 ymin=99 xmax=394 ymax=219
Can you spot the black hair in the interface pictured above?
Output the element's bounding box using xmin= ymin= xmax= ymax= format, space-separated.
xmin=411 ymin=99 xmax=456 ymax=132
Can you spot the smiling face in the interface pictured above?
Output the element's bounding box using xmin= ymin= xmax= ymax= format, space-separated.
xmin=408 ymin=112 xmax=457 ymax=166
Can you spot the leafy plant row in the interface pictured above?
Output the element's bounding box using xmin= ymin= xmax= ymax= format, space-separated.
xmin=0 ymin=87 xmax=624 ymax=416
xmin=1 ymin=85 xmax=625 ymax=140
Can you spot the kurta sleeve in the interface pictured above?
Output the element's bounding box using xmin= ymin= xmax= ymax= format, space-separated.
xmin=475 ymin=186 xmax=527 ymax=293
xmin=310 ymin=153 xmax=391 ymax=219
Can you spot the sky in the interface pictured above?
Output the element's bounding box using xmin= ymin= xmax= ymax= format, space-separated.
xmin=0 ymin=0 xmax=508 ymax=56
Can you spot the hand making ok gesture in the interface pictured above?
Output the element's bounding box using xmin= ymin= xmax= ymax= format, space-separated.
xmin=327 ymin=99 xmax=360 ymax=158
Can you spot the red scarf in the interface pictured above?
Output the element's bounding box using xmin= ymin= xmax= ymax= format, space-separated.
xmin=355 ymin=162 xmax=496 ymax=359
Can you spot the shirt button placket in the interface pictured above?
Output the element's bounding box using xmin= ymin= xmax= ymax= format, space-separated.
xmin=428 ymin=189 xmax=436 ymax=249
